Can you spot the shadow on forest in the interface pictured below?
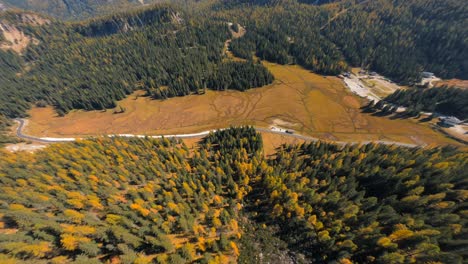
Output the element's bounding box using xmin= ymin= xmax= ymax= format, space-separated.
xmin=360 ymin=106 xmax=423 ymax=120
xmin=419 ymin=116 xmax=434 ymax=123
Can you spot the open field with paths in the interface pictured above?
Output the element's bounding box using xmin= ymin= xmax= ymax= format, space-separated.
xmin=24 ymin=62 xmax=460 ymax=146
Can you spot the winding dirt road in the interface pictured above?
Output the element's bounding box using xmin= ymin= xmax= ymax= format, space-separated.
xmin=14 ymin=118 xmax=419 ymax=148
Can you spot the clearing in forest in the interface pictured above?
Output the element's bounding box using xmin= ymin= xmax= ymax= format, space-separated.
xmin=25 ymin=62 xmax=458 ymax=146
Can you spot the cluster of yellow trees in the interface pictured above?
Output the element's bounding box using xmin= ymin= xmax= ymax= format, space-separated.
xmin=0 ymin=127 xmax=466 ymax=263
xmin=259 ymin=142 xmax=467 ymax=263
xmin=0 ymin=132 xmax=254 ymax=263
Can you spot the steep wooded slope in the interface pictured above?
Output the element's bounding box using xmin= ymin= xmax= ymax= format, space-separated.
xmin=0 ymin=6 xmax=273 ymax=118
xmin=225 ymin=0 xmax=467 ymax=83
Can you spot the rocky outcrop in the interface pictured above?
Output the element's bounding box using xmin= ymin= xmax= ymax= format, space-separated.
xmin=0 ymin=13 xmax=49 ymax=54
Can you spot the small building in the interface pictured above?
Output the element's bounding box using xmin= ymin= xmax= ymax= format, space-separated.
xmin=421 ymin=72 xmax=435 ymax=78
xmin=440 ymin=116 xmax=462 ymax=126
xmin=369 ymin=72 xmax=377 ymax=76
xmin=416 ymin=81 xmax=430 ymax=88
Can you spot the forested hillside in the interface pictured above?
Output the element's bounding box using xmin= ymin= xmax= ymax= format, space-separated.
xmin=225 ymin=0 xmax=467 ymax=83
xmin=0 ymin=0 xmax=466 ymax=118
xmin=384 ymin=87 xmax=468 ymax=120
xmin=323 ymin=0 xmax=468 ymax=82
xmin=0 ymin=127 xmax=466 ymax=263
xmin=0 ymin=5 xmax=273 ymax=117
xmin=227 ymin=3 xmax=348 ymax=75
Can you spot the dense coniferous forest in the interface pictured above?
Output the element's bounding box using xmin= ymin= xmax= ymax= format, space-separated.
xmin=0 ymin=6 xmax=274 ymax=117
xmin=222 ymin=0 xmax=467 ymax=82
xmin=323 ymin=0 xmax=468 ymax=83
xmin=0 ymin=127 xmax=466 ymax=263
xmin=384 ymin=87 xmax=468 ymax=120
xmin=227 ymin=5 xmax=348 ymax=75
xmin=0 ymin=48 xmax=29 ymax=117
xmin=0 ymin=1 xmax=466 ymax=262
xmin=257 ymin=142 xmax=467 ymax=263
xmin=0 ymin=128 xmax=263 ymax=263
xmin=0 ymin=114 xmax=19 ymax=146
xmin=1 ymin=1 xmax=467 ymax=262
xmin=207 ymin=61 xmax=274 ymax=92
xmin=0 ymin=0 xmax=466 ymax=119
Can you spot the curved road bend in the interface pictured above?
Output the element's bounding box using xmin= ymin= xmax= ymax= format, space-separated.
xmin=15 ymin=118 xmax=75 ymax=143
xmin=14 ymin=119 xmax=419 ymax=148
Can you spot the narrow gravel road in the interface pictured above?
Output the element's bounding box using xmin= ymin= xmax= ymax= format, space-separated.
xmin=14 ymin=119 xmax=419 ymax=148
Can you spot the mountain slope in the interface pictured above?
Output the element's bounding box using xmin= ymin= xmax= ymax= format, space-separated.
xmin=323 ymin=0 xmax=468 ymax=82
xmin=0 ymin=0 xmax=466 ymax=119
xmin=0 ymin=5 xmax=274 ymax=118
xmin=224 ymin=0 xmax=468 ymax=83
xmin=0 ymin=0 xmax=160 ymax=20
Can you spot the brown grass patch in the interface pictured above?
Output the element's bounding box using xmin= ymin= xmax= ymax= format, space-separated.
xmin=434 ymin=79 xmax=468 ymax=89
xmin=261 ymin=132 xmax=306 ymax=155
xmin=26 ymin=62 xmax=460 ymax=146
xmin=343 ymin=96 xmax=361 ymax=108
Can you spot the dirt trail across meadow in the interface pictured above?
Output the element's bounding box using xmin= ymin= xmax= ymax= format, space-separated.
xmin=25 ymin=62 xmax=459 ymax=146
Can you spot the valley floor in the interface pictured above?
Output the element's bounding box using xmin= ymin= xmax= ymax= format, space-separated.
xmin=23 ymin=62 xmax=459 ymax=147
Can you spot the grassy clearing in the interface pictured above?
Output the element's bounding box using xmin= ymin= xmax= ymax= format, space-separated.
xmin=25 ymin=62 xmax=459 ymax=146
xmin=434 ymin=79 xmax=468 ymax=89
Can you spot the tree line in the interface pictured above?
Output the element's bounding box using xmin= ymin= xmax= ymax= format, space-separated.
xmin=384 ymin=87 xmax=468 ymax=120
xmin=0 ymin=5 xmax=274 ymax=118
xmin=322 ymin=0 xmax=468 ymax=83
xmin=218 ymin=0 xmax=467 ymax=82
xmin=227 ymin=4 xmax=348 ymax=75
